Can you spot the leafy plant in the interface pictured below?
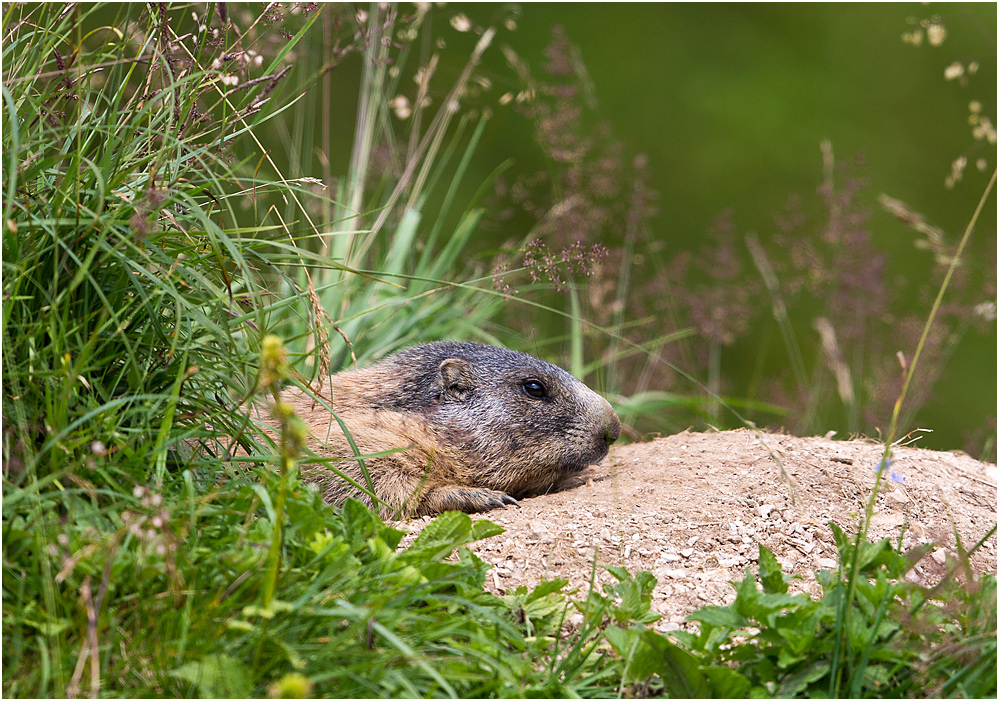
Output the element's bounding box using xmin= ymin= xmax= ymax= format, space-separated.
xmin=667 ymin=532 xmax=998 ymax=698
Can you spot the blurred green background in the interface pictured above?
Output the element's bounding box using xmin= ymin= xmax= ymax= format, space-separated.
xmin=246 ymin=3 xmax=997 ymax=456
xmin=491 ymin=3 xmax=998 ymax=456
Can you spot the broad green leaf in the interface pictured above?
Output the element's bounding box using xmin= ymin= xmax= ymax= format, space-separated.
xmin=757 ymin=545 xmax=787 ymax=594
xmin=702 ymin=665 xmax=753 ymax=698
xmin=604 ymin=564 xmax=631 ymax=582
xmin=687 ymin=604 xmax=747 ymax=629
xmin=524 ymin=593 xmax=568 ymax=621
xmin=170 ymin=654 xmax=251 ymax=698
xmin=733 ymin=570 xmax=762 ymax=619
xmin=404 ymin=511 xmax=471 ymax=561
xmin=603 ymin=625 xmax=636 ymax=661
xmin=341 ymin=498 xmax=381 ymax=546
xmin=639 ymin=630 xmax=712 ymax=698
xmin=470 ymin=518 xmax=504 ymax=542
xmin=526 ymin=578 xmax=569 ymax=603
xmin=777 ymin=661 xmax=829 ymax=697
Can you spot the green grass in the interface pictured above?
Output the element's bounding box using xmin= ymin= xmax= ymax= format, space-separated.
xmin=3 ymin=3 xmax=995 ymax=698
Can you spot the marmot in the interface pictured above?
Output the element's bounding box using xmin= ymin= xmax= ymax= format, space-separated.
xmin=279 ymin=341 xmax=621 ymax=518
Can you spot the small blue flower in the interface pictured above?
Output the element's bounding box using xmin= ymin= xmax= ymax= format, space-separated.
xmin=874 ymin=456 xmax=903 ymax=483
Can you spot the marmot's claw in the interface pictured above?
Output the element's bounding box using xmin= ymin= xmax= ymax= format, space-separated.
xmin=476 ymin=488 xmax=518 ymax=511
xmin=500 ymin=494 xmax=520 ymax=508
xmin=431 ymin=486 xmax=518 ymax=514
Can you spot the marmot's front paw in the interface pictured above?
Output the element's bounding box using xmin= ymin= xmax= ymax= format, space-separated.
xmin=428 ymin=486 xmax=520 ymax=514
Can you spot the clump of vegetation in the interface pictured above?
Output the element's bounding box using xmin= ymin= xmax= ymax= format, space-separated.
xmin=589 ymin=531 xmax=996 ymax=698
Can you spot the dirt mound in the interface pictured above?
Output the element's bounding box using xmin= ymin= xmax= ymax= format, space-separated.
xmin=398 ymin=429 xmax=998 ymax=630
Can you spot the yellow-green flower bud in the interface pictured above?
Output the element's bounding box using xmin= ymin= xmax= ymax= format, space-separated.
xmin=268 ymin=672 xmax=312 ymax=698
xmin=260 ymin=335 xmax=289 ymax=388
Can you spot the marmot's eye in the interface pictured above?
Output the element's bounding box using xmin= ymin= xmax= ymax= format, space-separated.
xmin=522 ymin=380 xmax=547 ymax=399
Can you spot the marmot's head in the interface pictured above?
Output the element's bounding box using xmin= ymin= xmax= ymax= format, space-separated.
xmin=388 ymin=342 xmax=621 ymax=496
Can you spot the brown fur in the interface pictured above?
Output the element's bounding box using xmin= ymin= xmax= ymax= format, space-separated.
xmin=273 ymin=342 xmax=621 ymax=518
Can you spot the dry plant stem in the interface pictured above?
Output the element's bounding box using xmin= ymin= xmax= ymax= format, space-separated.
xmin=881 ymin=168 xmax=997 ymax=460
xmin=748 ymin=429 xmax=801 ymax=506
xmin=321 ymin=7 xmax=334 ymax=223
xmin=65 ymin=575 xmax=100 ymax=699
xmin=745 ymin=231 xmax=808 ymax=392
xmin=407 ymin=31 xmax=436 ymax=166
xmin=337 ymin=3 xmax=392 ymax=263
xmin=875 ymin=169 xmax=995 ymax=508
xmin=355 ymin=27 xmax=496 ymax=263
xmin=66 ymin=578 xmax=90 ymax=699
xmin=832 ymin=167 xmax=997 ymax=694
xmin=163 ymin=7 xmax=324 ymax=244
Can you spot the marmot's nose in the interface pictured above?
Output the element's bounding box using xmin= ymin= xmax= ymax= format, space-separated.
xmin=603 ymin=401 xmax=622 ymax=446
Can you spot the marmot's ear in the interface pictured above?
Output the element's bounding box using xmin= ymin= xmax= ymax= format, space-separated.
xmin=438 ymin=358 xmax=476 ymax=401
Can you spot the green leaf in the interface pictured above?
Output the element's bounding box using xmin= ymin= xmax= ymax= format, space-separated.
xmin=379 ymin=525 xmax=407 ymax=551
xmin=777 ymin=661 xmax=829 ymax=697
xmin=526 ymin=578 xmax=569 ymax=603
xmin=639 ymin=630 xmax=712 ymax=697
xmin=775 ymin=606 xmax=824 ymax=656
xmin=170 ymin=654 xmax=251 ymax=698
xmin=453 ymin=547 xmax=490 ymax=590
xmin=403 ymin=511 xmax=472 ymax=561
xmin=687 ymin=604 xmax=747 ymax=629
xmin=21 ymin=617 xmax=71 ymax=636
xmin=829 ymin=521 xmax=852 ymax=561
xmin=613 ymin=576 xmax=659 ymax=624
xmin=776 ymin=644 xmax=806 ymax=669
xmin=469 ymin=518 xmax=504 ymax=542
xmin=341 ymin=498 xmax=382 ymax=546
xmin=604 ymin=564 xmax=631 ymax=582
xmin=702 ymin=665 xmax=753 ymax=698
xmin=607 ymin=626 xmax=712 ymax=695
xmin=733 ymin=569 xmax=762 ymax=619
xmin=524 ymin=593 xmax=568 ymax=622
xmin=757 ymin=545 xmax=787 ymax=594
xmin=603 ymin=625 xmax=636 ymax=661
xmin=669 ymin=629 xmax=698 ymax=649
xmin=858 ymin=537 xmax=895 ymax=572
xmin=902 ymin=542 xmax=936 ymax=574
xmin=753 ymin=592 xmax=810 ymax=622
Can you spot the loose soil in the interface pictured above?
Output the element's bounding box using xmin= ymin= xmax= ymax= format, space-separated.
xmin=397 ymin=429 xmax=998 ymax=631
